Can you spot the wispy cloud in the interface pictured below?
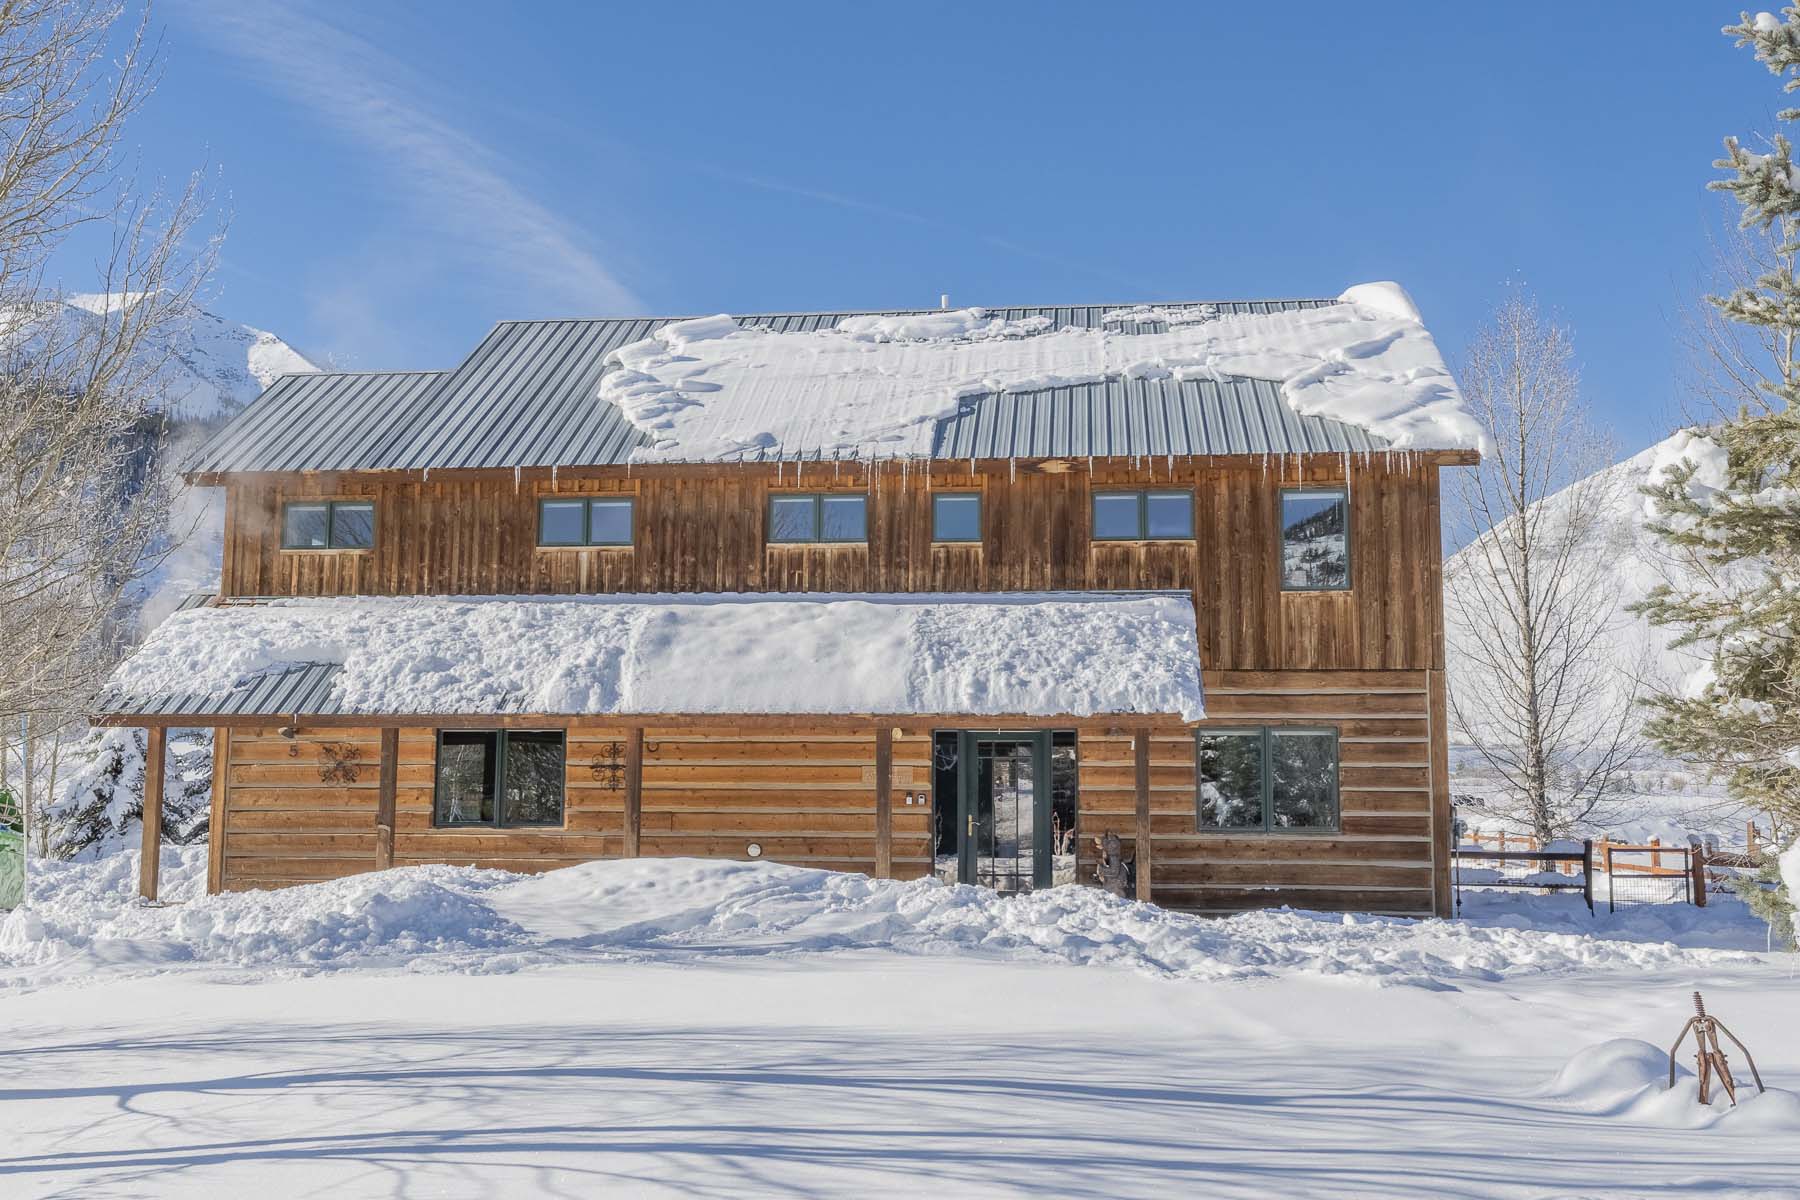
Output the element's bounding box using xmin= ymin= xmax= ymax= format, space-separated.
xmin=694 ymin=165 xmax=1164 ymax=298
xmin=177 ymin=0 xmax=639 ymax=314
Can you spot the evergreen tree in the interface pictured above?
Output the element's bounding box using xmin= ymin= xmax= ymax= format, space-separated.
xmin=40 ymin=727 xmax=212 ymax=859
xmin=1635 ymin=9 xmax=1800 ymax=940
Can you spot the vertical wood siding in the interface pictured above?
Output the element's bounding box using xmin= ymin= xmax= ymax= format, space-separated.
xmin=220 ymin=458 xmax=1443 ymax=673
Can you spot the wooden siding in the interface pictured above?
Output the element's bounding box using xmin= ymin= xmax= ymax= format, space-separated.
xmin=220 ymin=728 xmax=383 ymax=890
xmin=1077 ymin=670 xmax=1439 ymax=916
xmin=219 ymin=456 xmax=1445 ymax=673
xmin=214 ymin=687 xmax=1447 ymax=916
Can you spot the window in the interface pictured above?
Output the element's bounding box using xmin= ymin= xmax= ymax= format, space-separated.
xmin=1091 ymin=490 xmax=1193 ymax=540
xmin=538 ymin=497 xmax=634 ymax=547
xmin=433 ymin=730 xmax=566 ymax=827
xmin=281 ymin=500 xmax=374 ymax=550
xmin=1197 ymin=727 xmax=1338 ymax=832
xmin=767 ymin=493 xmax=867 ymax=543
xmin=932 ymin=492 xmax=982 ymax=542
xmin=1281 ymin=488 xmax=1350 ymax=590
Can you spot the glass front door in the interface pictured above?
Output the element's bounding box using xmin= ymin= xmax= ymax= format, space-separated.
xmin=957 ymin=732 xmax=1050 ymax=893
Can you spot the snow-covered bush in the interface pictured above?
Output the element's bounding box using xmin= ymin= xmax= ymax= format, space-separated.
xmin=36 ymin=727 xmax=211 ymax=860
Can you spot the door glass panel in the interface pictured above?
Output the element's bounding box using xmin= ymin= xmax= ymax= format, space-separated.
xmin=435 ymin=732 xmax=496 ymax=825
xmin=976 ymin=740 xmax=1035 ymax=893
xmin=1050 ymin=732 xmax=1078 ymax=885
xmin=502 ymin=731 xmax=565 ymax=825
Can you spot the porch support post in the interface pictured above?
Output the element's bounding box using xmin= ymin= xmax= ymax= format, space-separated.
xmin=874 ymin=727 xmax=893 ymax=879
xmin=1133 ymin=729 xmax=1152 ymax=902
xmin=375 ymin=727 xmax=399 ymax=870
xmin=1427 ymin=667 xmax=1453 ymax=917
xmin=207 ymin=727 xmax=229 ymax=894
xmin=624 ymin=727 xmax=643 ymax=857
xmin=138 ymin=726 xmax=166 ymax=901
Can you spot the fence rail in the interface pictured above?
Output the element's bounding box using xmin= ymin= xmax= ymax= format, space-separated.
xmin=1452 ymin=838 xmax=1593 ymax=915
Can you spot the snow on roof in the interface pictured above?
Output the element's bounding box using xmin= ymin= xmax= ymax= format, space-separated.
xmin=100 ymin=592 xmax=1206 ymax=721
xmin=601 ymin=282 xmax=1481 ymax=462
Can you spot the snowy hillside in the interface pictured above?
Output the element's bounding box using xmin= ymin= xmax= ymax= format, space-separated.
xmin=1445 ymin=431 xmax=1711 ymax=734
xmin=44 ymin=294 xmax=318 ymax=421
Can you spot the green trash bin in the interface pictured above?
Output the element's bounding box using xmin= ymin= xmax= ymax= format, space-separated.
xmin=0 ymin=790 xmax=21 ymax=910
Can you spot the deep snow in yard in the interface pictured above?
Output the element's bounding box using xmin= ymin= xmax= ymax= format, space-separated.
xmin=1 ymin=851 xmax=1796 ymax=1198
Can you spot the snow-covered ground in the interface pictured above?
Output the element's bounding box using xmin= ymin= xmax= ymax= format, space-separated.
xmin=2 ymin=851 xmax=1795 ymax=1197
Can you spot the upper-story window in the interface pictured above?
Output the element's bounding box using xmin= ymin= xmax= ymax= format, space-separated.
xmin=538 ymin=497 xmax=634 ymax=547
xmin=931 ymin=492 xmax=981 ymax=543
xmin=281 ymin=500 xmax=374 ymax=550
xmin=1280 ymin=487 xmax=1350 ymax=590
xmin=1091 ymin=489 xmax=1193 ymax=541
xmin=768 ymin=493 xmax=867 ymax=543
xmin=1197 ymin=727 xmax=1339 ymax=833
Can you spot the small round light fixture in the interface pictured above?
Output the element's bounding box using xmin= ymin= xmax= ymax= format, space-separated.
xmin=746 ymin=842 xmax=763 ymax=858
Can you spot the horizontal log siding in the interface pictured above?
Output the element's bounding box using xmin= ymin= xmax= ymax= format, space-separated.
xmin=637 ymin=728 xmax=930 ymax=875
xmin=214 ymin=681 xmax=1444 ymax=914
xmin=1147 ymin=669 xmax=1436 ymax=916
xmin=220 ymin=729 xmax=382 ymax=890
xmin=390 ymin=728 xmax=630 ymax=872
xmin=221 ymin=458 xmax=1443 ymax=673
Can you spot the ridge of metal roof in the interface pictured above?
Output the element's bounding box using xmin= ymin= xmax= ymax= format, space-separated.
xmin=484 ymin=295 xmax=1338 ymax=326
xmin=184 ymin=296 xmax=1389 ymax=476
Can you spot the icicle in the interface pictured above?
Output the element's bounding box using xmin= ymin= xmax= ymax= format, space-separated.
xmin=513 ymin=465 xmax=521 ymax=493
xmin=551 ymin=464 xmax=559 ymax=486
xmin=423 ymin=466 xmax=430 ymax=483
xmin=1010 ymin=455 xmax=1017 ymax=482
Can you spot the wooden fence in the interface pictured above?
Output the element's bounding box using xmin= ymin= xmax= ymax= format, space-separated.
xmin=1458 ymin=830 xmax=1713 ymax=909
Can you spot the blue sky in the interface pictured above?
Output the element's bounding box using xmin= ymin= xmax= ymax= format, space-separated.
xmin=69 ymin=1 xmax=1790 ymax=453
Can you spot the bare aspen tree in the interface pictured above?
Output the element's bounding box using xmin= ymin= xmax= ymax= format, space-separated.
xmin=1444 ymin=293 xmax=1643 ymax=842
xmin=0 ymin=1 xmax=218 ymax=850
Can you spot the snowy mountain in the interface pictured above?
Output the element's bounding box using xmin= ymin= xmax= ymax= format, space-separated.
xmin=1444 ymin=431 xmax=1711 ymax=738
xmin=46 ymin=294 xmax=318 ymax=421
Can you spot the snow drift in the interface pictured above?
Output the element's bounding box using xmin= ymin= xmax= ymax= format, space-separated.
xmin=599 ymin=284 xmax=1481 ymax=462
xmin=1 ymin=852 xmax=1771 ymax=991
xmin=100 ymin=592 xmax=1207 ymax=720
xmin=1544 ymin=1038 xmax=1800 ymax=1131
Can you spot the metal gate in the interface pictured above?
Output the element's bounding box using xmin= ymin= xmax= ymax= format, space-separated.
xmin=1605 ymin=842 xmax=1691 ymax=911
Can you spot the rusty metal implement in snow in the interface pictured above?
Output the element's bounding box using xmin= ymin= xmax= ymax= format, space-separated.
xmin=1668 ymin=991 xmax=1764 ymax=1107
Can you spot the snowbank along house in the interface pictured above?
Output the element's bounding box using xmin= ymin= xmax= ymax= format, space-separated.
xmin=100 ymin=283 xmax=1482 ymax=915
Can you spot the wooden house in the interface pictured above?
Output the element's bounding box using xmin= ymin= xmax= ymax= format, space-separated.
xmin=100 ymin=287 xmax=1480 ymax=916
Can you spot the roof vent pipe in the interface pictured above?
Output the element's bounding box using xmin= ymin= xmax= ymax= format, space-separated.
xmin=940 ymin=293 xmax=949 ymax=310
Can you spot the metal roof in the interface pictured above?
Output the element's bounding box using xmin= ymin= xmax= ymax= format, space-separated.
xmin=98 ymin=662 xmax=346 ymax=719
xmin=185 ymin=297 xmax=1386 ymax=475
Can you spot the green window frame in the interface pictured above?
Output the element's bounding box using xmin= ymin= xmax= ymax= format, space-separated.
xmin=931 ymin=492 xmax=982 ymax=543
xmin=1091 ymin=489 xmax=1194 ymax=541
xmin=1196 ymin=726 xmax=1340 ymax=833
xmin=537 ymin=497 xmax=635 ymax=547
xmin=280 ymin=500 xmax=375 ymax=550
xmin=432 ymin=729 xmax=567 ymax=828
xmin=767 ymin=493 xmax=868 ymax=544
xmin=1279 ymin=486 xmax=1352 ymax=592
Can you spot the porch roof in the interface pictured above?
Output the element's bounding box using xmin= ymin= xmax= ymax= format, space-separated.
xmin=95 ymin=592 xmax=1205 ymax=725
